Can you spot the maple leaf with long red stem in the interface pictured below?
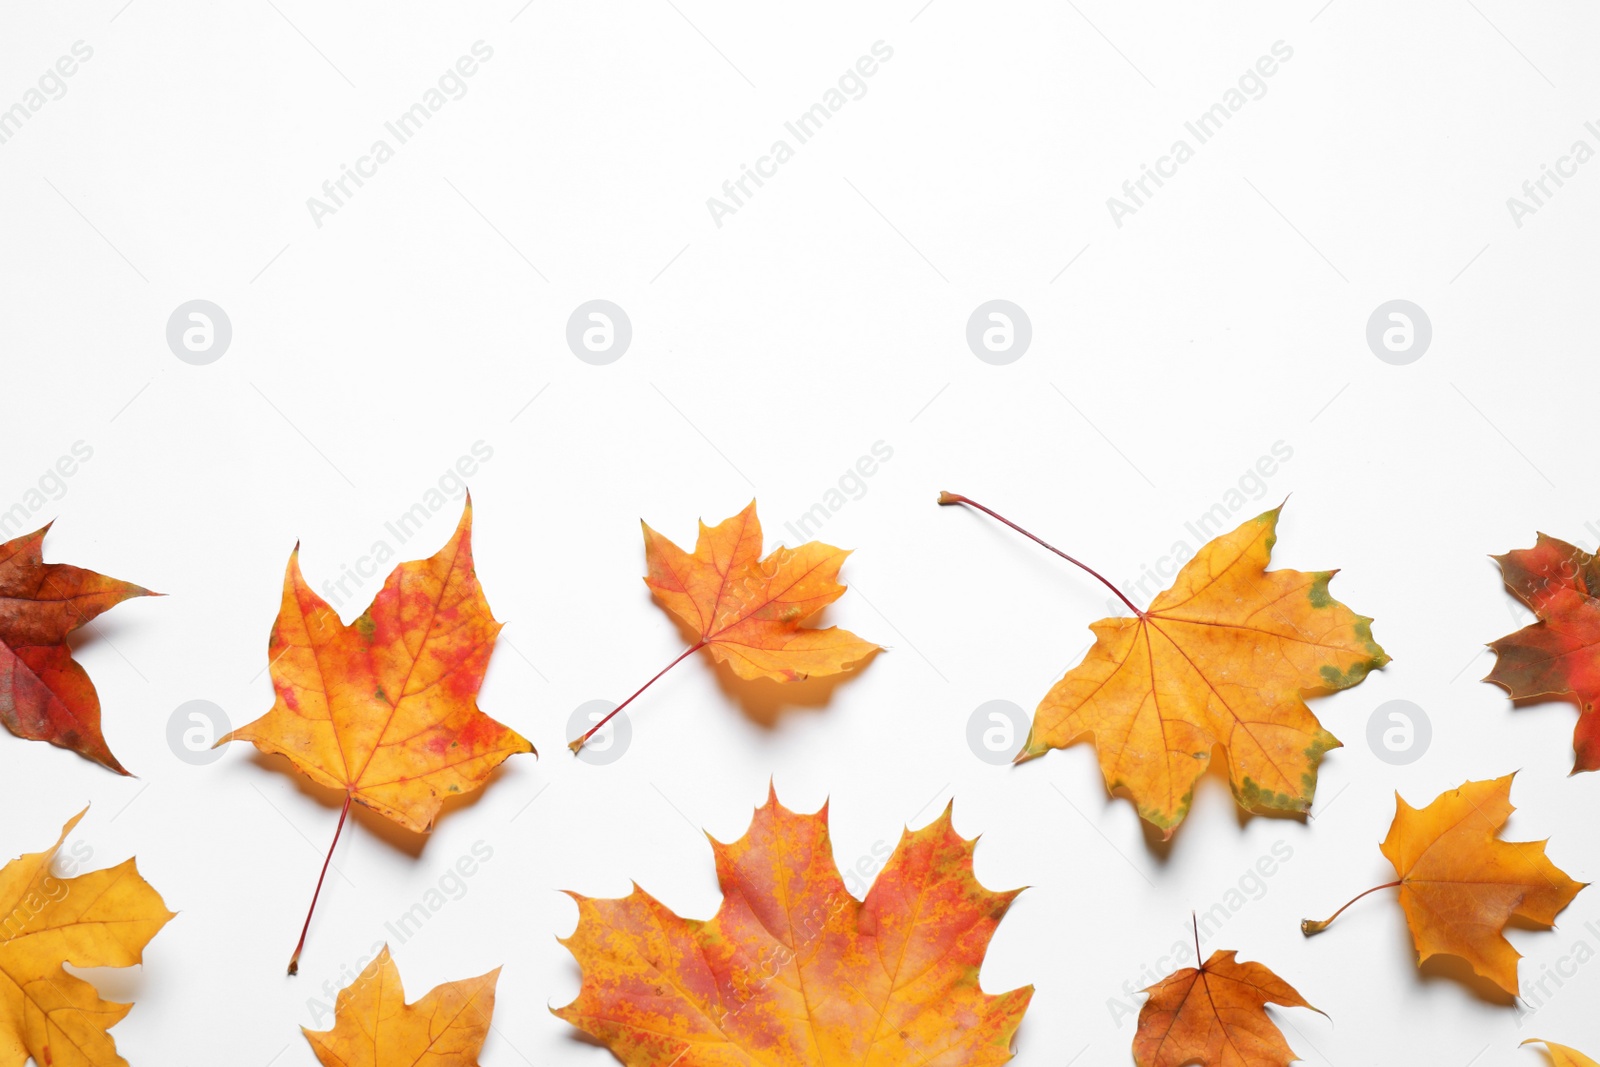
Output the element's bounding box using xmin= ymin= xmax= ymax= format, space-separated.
xmin=219 ymin=499 xmax=532 ymax=973
xmin=938 ymin=491 xmax=1387 ymax=836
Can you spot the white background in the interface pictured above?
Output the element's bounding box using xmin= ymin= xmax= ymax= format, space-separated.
xmin=3 ymin=1 xmax=1599 ymax=1063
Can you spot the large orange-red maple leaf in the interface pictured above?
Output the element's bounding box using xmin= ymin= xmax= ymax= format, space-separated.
xmin=556 ymin=786 xmax=1032 ymax=1065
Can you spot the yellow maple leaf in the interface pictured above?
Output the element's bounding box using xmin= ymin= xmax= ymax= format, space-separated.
xmin=1303 ymin=774 xmax=1586 ymax=996
xmin=0 ymin=810 xmax=173 ymax=1067
xmin=941 ymin=494 xmax=1388 ymax=836
xmin=303 ymin=946 xmax=500 ymax=1067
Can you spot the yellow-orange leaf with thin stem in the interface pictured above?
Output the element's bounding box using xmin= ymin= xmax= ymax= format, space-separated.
xmin=643 ymin=499 xmax=878 ymax=681
xmin=571 ymin=501 xmax=878 ymax=753
xmin=220 ymin=498 xmax=531 ymax=972
xmin=1020 ymin=504 xmax=1387 ymax=836
xmin=1302 ymin=774 xmax=1585 ymax=997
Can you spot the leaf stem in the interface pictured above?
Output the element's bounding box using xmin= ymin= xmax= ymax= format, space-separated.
xmin=1300 ymin=880 xmax=1402 ymax=936
xmin=937 ymin=491 xmax=1144 ymax=617
xmin=288 ymin=792 xmax=352 ymax=976
xmin=1192 ymin=912 xmax=1202 ymax=970
xmin=570 ymin=641 xmax=708 ymax=754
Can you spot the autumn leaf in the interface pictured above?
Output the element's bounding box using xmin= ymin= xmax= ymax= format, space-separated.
xmin=0 ymin=522 xmax=155 ymax=774
xmin=1135 ymin=926 xmax=1320 ymax=1067
xmin=938 ymin=493 xmax=1387 ymax=836
xmin=570 ymin=500 xmax=878 ymax=753
xmin=1523 ymin=1039 xmax=1600 ymax=1067
xmin=303 ymin=945 xmax=499 ymax=1067
xmin=219 ymin=498 xmax=532 ymax=972
xmin=1302 ymin=774 xmax=1585 ymax=996
xmin=0 ymin=809 xmax=174 ymax=1067
xmin=555 ymin=785 xmax=1032 ymax=1065
xmin=1486 ymin=532 xmax=1600 ymax=772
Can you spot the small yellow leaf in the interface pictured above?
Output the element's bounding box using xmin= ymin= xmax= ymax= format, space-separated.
xmin=303 ymin=946 xmax=500 ymax=1066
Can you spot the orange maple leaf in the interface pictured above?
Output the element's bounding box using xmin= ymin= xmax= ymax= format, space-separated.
xmin=1134 ymin=931 xmax=1321 ymax=1067
xmin=1485 ymin=532 xmax=1600 ymax=772
xmin=303 ymin=945 xmax=499 ymax=1067
xmin=1524 ymin=1040 xmax=1600 ymax=1066
xmin=0 ymin=523 xmax=155 ymax=773
xmin=220 ymin=499 xmax=532 ymax=972
xmin=939 ymin=493 xmax=1388 ymax=836
xmin=1302 ymin=774 xmax=1586 ymax=996
xmin=571 ymin=500 xmax=878 ymax=752
xmin=555 ymin=786 xmax=1032 ymax=1065
xmin=0 ymin=809 xmax=174 ymax=1067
